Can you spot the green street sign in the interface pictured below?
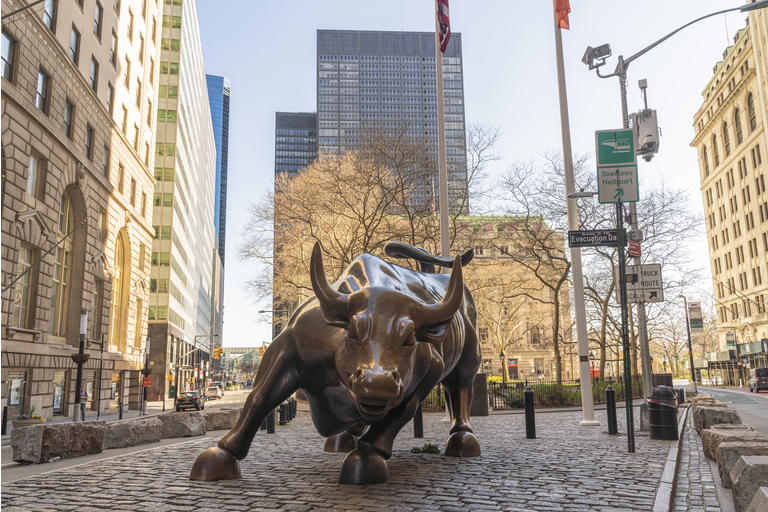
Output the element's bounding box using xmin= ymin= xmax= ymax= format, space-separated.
xmin=597 ymin=165 xmax=639 ymax=204
xmin=595 ymin=129 xmax=636 ymax=166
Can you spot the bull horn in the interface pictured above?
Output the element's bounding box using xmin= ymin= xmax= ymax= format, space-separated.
xmin=414 ymin=255 xmax=464 ymax=327
xmin=309 ymin=242 xmax=349 ymax=326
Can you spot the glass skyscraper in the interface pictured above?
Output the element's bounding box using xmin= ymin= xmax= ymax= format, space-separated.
xmin=274 ymin=112 xmax=318 ymax=178
xmin=316 ymin=29 xmax=468 ymax=213
xmin=205 ymin=74 xmax=230 ymax=264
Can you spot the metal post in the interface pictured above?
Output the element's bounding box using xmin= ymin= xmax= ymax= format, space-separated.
xmin=267 ymin=409 xmax=275 ymax=433
xmin=616 ymin=200 xmax=636 ymax=453
xmin=681 ymin=296 xmax=698 ymax=394
xmin=553 ymin=6 xmax=598 ymax=426
xmin=414 ymin=403 xmax=424 ymax=438
xmin=433 ymin=0 xmax=450 ymax=259
xmin=72 ymin=310 xmax=88 ymax=422
xmin=605 ymin=385 xmax=618 ymax=435
xmin=2 ymin=406 xmax=7 ymax=435
xmin=524 ymin=387 xmax=536 ymax=439
xmin=97 ymin=333 xmax=104 ymax=420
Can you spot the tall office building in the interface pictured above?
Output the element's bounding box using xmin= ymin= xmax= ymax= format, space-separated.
xmin=147 ymin=0 xmax=217 ymax=400
xmin=316 ymin=29 xmax=468 ymax=214
xmin=692 ymin=20 xmax=768 ymax=370
xmin=205 ymin=74 xmax=229 ymax=264
xmin=1 ymin=0 xmax=161 ymax=419
xmin=274 ymin=112 xmax=317 ymax=178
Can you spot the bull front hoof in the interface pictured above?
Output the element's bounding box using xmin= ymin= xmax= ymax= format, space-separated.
xmin=324 ymin=431 xmax=357 ymax=453
xmin=339 ymin=445 xmax=389 ymax=484
xmin=189 ymin=447 xmax=241 ymax=481
xmin=444 ymin=431 xmax=481 ymax=457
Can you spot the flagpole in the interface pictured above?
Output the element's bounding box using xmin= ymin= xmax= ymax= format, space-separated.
xmin=434 ymin=0 xmax=450 ymax=259
xmin=553 ymin=2 xmax=598 ymax=425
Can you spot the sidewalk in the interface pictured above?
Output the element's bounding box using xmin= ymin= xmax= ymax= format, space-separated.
xmin=2 ymin=406 xmax=679 ymax=511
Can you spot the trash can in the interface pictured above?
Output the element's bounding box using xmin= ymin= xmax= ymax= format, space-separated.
xmin=648 ymin=385 xmax=678 ymax=441
xmin=674 ymin=387 xmax=685 ymax=404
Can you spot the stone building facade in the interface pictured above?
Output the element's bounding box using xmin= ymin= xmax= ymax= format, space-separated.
xmin=1 ymin=0 xmax=160 ymax=420
xmin=692 ymin=19 xmax=768 ymax=352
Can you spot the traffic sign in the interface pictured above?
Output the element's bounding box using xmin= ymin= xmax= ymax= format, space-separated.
xmin=568 ymin=229 xmax=627 ymax=248
xmin=628 ymin=240 xmax=641 ymax=257
xmin=615 ymin=263 xmax=663 ymax=303
xmin=143 ymin=377 xmax=151 ymax=387
xmin=596 ymin=129 xmax=636 ymax=166
xmin=688 ymin=301 xmax=704 ymax=330
xmin=597 ymin=165 xmax=639 ymax=203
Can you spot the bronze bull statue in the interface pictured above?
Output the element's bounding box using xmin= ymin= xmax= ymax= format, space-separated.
xmin=190 ymin=242 xmax=481 ymax=484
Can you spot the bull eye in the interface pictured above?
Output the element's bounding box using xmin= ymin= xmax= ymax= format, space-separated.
xmin=345 ymin=330 xmax=359 ymax=342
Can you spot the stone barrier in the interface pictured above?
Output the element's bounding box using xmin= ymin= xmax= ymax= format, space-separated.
xmin=731 ymin=456 xmax=768 ymax=512
xmin=102 ymin=417 xmax=162 ymax=449
xmin=717 ymin=441 xmax=768 ymax=488
xmin=693 ymin=405 xmax=742 ymax=433
xmin=158 ymin=411 xmax=206 ymax=438
xmin=702 ymin=427 xmax=766 ymax=461
xmin=11 ymin=421 xmax=105 ymax=464
xmin=203 ymin=408 xmax=241 ymax=431
xmin=745 ymin=486 xmax=768 ymax=512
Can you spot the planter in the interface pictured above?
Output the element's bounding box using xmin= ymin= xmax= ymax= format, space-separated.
xmin=12 ymin=418 xmax=47 ymax=429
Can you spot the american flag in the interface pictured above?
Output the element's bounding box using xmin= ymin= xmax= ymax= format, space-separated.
xmin=437 ymin=0 xmax=450 ymax=53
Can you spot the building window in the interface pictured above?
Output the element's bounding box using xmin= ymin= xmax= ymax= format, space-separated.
xmin=89 ymin=57 xmax=99 ymax=91
xmin=149 ymin=58 xmax=155 ymax=84
xmin=94 ymin=2 xmax=103 ymax=38
xmin=723 ymin=122 xmax=731 ymax=156
xmin=63 ymin=99 xmax=74 ymax=138
xmin=135 ymin=79 xmax=142 ymax=106
xmin=133 ymin=123 xmax=139 ymax=150
xmin=42 ymin=0 xmax=56 ymax=31
xmin=85 ymin=124 xmax=94 ymax=160
xmin=102 ymin=144 xmax=110 ymax=176
xmin=91 ymin=280 xmax=104 ymax=340
xmin=141 ymin=192 xmax=147 ymax=216
xmin=110 ymin=30 xmax=117 ymax=65
xmin=1 ymin=31 xmax=16 ymax=81
xmin=138 ymin=34 xmax=144 ymax=62
xmin=127 ymin=9 xmax=134 ymax=40
xmin=118 ymin=164 xmax=124 ymax=192
xmin=26 ymin=153 xmax=45 ymax=198
xmin=124 ymin=57 xmax=131 ymax=86
xmin=712 ymin=134 xmax=720 ymax=167
xmin=68 ymin=25 xmax=80 ymax=63
xmin=147 ymin=100 xmax=152 ymax=126
xmin=12 ymin=245 xmax=37 ymax=329
xmin=109 ymin=231 xmax=130 ymax=350
xmin=121 ymin=105 xmax=128 ymax=133
xmin=106 ymin=82 xmax=114 ymax=113
xmin=34 ymin=69 xmax=50 ymax=112
xmin=735 ymin=108 xmax=743 ymax=144
xmin=702 ymin=145 xmax=710 ymax=176
xmin=152 ymin=17 xmax=157 ymax=43
xmin=50 ymin=193 xmax=73 ymax=337
xmin=748 ymin=93 xmax=757 ymax=132
xmin=130 ymin=178 xmax=136 ymax=205
xmin=144 ymin=142 xmax=150 ymax=165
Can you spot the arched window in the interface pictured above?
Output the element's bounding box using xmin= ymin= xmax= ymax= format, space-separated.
xmin=734 ymin=108 xmax=743 ymax=144
xmin=109 ymin=231 xmax=130 ymax=351
xmin=748 ymin=93 xmax=757 ymax=131
xmin=49 ymin=193 xmax=73 ymax=337
xmin=702 ymin=145 xmax=710 ymax=176
xmin=723 ymin=122 xmax=731 ymax=156
xmin=712 ymin=134 xmax=720 ymax=167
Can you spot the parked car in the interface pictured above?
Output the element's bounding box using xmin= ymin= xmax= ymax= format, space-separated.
xmin=749 ymin=368 xmax=768 ymax=392
xmin=176 ymin=390 xmax=206 ymax=411
xmin=206 ymin=386 xmax=223 ymax=399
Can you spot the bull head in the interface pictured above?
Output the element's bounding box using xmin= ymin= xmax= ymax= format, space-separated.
xmin=309 ymin=242 xmax=464 ymax=419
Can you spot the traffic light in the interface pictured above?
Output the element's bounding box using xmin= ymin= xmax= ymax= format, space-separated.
xmin=259 ymin=346 xmax=265 ymax=357
xmin=213 ymin=347 xmax=222 ymax=359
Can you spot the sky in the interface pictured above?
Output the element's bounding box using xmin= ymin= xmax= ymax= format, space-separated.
xmin=196 ymin=0 xmax=748 ymax=347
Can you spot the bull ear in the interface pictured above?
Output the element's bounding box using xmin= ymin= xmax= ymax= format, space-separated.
xmin=309 ymin=242 xmax=350 ymax=328
xmin=417 ymin=322 xmax=451 ymax=345
xmin=412 ymin=255 xmax=464 ymax=331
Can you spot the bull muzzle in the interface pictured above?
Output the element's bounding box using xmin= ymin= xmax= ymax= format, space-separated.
xmin=349 ymin=368 xmax=403 ymax=419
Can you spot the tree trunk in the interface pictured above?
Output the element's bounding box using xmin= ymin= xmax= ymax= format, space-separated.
xmin=552 ymin=295 xmax=563 ymax=384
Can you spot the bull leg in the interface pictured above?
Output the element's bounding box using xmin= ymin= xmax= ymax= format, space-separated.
xmin=442 ymin=380 xmax=481 ymax=456
xmin=324 ymin=424 xmax=364 ymax=453
xmin=190 ymin=336 xmax=299 ymax=481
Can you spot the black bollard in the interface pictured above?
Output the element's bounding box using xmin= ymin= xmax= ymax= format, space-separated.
xmin=267 ymin=409 xmax=275 ymax=433
xmin=291 ymin=398 xmax=296 ymax=419
xmin=119 ymin=403 xmax=123 ymax=420
xmin=279 ymin=402 xmax=288 ymax=425
xmin=524 ymin=387 xmax=536 ymax=439
xmin=413 ymin=403 xmax=424 ymax=438
xmin=1 ymin=406 xmax=7 ymax=435
xmin=606 ymin=385 xmax=618 ymax=435
xmin=260 ymin=417 xmax=267 ymax=431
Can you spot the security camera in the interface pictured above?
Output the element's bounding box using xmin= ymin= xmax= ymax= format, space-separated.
xmin=582 ymin=44 xmax=612 ymax=69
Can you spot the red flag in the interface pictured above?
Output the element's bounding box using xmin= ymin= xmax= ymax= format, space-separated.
xmin=437 ymin=0 xmax=450 ymax=52
xmin=555 ymin=0 xmax=570 ymax=30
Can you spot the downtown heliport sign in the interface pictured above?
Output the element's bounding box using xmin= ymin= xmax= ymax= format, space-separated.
xmin=595 ymin=129 xmax=639 ymax=204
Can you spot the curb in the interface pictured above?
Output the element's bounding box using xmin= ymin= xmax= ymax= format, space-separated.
xmin=652 ymin=404 xmax=690 ymax=512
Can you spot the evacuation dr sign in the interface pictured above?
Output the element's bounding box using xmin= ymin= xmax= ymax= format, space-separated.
xmin=595 ymin=129 xmax=639 ymax=204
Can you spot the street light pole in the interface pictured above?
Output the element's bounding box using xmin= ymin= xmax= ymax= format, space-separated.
xmin=72 ymin=310 xmax=89 ymax=422
xmin=679 ymin=295 xmax=698 ymax=394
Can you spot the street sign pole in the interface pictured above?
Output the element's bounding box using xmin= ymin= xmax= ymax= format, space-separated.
xmin=616 ymin=200 xmax=635 ymax=453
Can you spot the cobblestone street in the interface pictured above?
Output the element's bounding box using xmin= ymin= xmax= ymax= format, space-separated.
xmin=2 ymin=407 xmax=676 ymax=511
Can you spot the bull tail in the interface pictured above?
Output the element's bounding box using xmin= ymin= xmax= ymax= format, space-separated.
xmin=384 ymin=242 xmax=473 ymax=274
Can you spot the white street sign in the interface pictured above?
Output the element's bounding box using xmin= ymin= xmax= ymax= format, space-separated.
xmin=598 ymin=165 xmax=639 ymax=203
xmin=615 ymin=263 xmax=663 ymax=303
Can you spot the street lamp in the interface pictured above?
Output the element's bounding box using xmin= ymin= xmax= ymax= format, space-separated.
xmin=499 ymin=350 xmax=507 ymax=385
xmin=677 ymin=295 xmax=698 ymax=394
xmin=72 ymin=310 xmax=89 ymax=422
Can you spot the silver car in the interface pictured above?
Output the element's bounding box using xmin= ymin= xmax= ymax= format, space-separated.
xmin=206 ymin=386 xmax=224 ymax=399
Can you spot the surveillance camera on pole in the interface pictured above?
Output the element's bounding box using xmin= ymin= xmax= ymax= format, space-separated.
xmin=581 ymin=44 xmax=612 ymax=70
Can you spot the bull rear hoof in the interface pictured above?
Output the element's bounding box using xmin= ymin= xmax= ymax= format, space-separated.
xmin=324 ymin=431 xmax=357 ymax=453
xmin=190 ymin=447 xmax=241 ymax=481
xmin=339 ymin=445 xmax=389 ymax=484
xmin=445 ymin=431 xmax=481 ymax=457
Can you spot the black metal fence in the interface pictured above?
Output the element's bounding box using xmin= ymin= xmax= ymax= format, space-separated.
xmin=420 ymin=376 xmax=645 ymax=412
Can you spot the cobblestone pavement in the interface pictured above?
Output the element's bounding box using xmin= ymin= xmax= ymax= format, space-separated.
xmin=2 ymin=407 xmax=671 ymax=511
xmin=672 ymin=419 xmax=723 ymax=512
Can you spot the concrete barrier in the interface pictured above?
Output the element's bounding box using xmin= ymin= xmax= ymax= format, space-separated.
xmin=102 ymin=417 xmax=162 ymax=449
xmin=702 ymin=427 xmax=766 ymax=460
xmin=731 ymin=456 xmax=768 ymax=512
xmin=693 ymin=405 xmax=742 ymax=433
xmin=11 ymin=422 xmax=105 ymax=464
xmin=745 ymin=486 xmax=768 ymax=512
xmin=158 ymin=412 xmax=206 ymax=438
xmin=203 ymin=408 xmax=241 ymax=431
xmin=717 ymin=441 xmax=768 ymax=488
